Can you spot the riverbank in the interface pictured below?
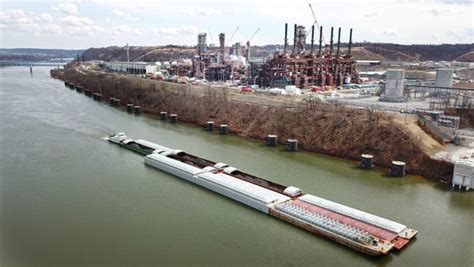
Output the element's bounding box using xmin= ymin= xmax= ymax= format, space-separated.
xmin=51 ymin=67 xmax=453 ymax=182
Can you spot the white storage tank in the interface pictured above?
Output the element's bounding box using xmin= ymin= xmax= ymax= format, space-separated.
xmin=380 ymin=69 xmax=405 ymax=102
xmin=435 ymin=68 xmax=453 ymax=88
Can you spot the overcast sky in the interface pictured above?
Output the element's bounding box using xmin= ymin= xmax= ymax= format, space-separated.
xmin=0 ymin=0 xmax=472 ymax=49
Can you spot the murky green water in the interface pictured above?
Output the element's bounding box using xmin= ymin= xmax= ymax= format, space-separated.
xmin=0 ymin=67 xmax=472 ymax=266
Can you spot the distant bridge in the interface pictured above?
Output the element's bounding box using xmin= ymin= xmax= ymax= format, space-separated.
xmin=0 ymin=61 xmax=68 ymax=67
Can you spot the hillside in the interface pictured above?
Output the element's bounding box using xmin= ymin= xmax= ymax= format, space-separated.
xmin=358 ymin=43 xmax=473 ymax=61
xmin=79 ymin=43 xmax=473 ymax=63
xmin=0 ymin=48 xmax=84 ymax=61
xmin=456 ymin=51 xmax=474 ymax=62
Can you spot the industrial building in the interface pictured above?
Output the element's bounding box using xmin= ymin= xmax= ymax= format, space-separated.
xmin=105 ymin=61 xmax=150 ymax=74
xmin=256 ymin=24 xmax=359 ymax=88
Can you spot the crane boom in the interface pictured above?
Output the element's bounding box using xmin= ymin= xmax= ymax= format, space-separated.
xmin=228 ymin=26 xmax=240 ymax=43
xmin=207 ymin=27 xmax=215 ymax=46
xmin=308 ymin=3 xmax=325 ymax=45
xmin=247 ymin=28 xmax=260 ymax=42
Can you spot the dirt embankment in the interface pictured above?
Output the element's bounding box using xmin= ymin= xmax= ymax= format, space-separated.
xmin=51 ymin=68 xmax=453 ymax=182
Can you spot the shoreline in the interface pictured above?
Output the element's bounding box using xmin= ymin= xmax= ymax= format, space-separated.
xmin=51 ymin=67 xmax=453 ymax=183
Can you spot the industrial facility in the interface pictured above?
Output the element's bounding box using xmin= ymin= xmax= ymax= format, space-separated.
xmin=188 ymin=22 xmax=359 ymax=89
xmin=256 ymin=24 xmax=358 ymax=88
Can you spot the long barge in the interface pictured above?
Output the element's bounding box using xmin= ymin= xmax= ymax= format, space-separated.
xmin=108 ymin=133 xmax=417 ymax=256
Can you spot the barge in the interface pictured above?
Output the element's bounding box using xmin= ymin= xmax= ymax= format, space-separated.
xmin=108 ymin=133 xmax=417 ymax=256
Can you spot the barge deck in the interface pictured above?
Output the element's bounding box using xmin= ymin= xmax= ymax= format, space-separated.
xmin=107 ymin=133 xmax=417 ymax=256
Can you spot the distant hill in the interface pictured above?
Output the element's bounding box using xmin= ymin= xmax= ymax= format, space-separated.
xmin=0 ymin=48 xmax=85 ymax=61
xmin=357 ymin=43 xmax=474 ymax=61
xmin=41 ymin=43 xmax=474 ymax=63
xmin=81 ymin=45 xmax=195 ymax=62
xmin=456 ymin=51 xmax=474 ymax=62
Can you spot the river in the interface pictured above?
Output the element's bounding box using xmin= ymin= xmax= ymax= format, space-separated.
xmin=0 ymin=67 xmax=472 ymax=266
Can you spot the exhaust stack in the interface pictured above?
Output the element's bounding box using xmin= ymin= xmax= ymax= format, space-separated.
xmin=293 ymin=24 xmax=297 ymax=51
xmin=310 ymin=25 xmax=315 ymax=52
xmin=319 ymin=26 xmax=323 ymax=55
xmin=348 ymin=28 xmax=353 ymax=56
xmin=336 ymin=27 xmax=341 ymax=57
xmin=284 ymin=23 xmax=288 ymax=51
xmin=329 ymin=27 xmax=334 ymax=55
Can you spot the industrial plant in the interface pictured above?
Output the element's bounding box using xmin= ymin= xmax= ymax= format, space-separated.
xmin=69 ymin=5 xmax=474 ymax=192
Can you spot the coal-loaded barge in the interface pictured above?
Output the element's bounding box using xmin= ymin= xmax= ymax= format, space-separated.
xmin=108 ymin=133 xmax=417 ymax=256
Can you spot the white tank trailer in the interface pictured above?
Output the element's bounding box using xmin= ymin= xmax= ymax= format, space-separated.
xmin=435 ymin=68 xmax=454 ymax=88
xmin=380 ymin=69 xmax=406 ymax=102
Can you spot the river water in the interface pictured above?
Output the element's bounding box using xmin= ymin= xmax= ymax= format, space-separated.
xmin=0 ymin=67 xmax=472 ymax=266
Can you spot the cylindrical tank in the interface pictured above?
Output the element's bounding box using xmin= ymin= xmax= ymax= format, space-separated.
xmin=220 ymin=124 xmax=228 ymax=135
xmin=126 ymin=104 xmax=133 ymax=112
xmin=287 ymin=139 xmax=298 ymax=152
xmin=435 ymin=68 xmax=453 ymax=88
xmin=360 ymin=154 xmax=374 ymax=169
xmin=114 ymin=99 xmax=120 ymax=106
xmin=266 ymin=135 xmax=278 ymax=146
xmin=382 ymin=69 xmax=405 ymax=102
xmin=207 ymin=121 xmax=214 ymax=131
xmin=390 ymin=161 xmax=406 ymax=177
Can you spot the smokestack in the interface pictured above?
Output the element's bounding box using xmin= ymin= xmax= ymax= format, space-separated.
xmin=319 ymin=26 xmax=323 ymax=55
xmin=310 ymin=25 xmax=315 ymax=52
xmin=330 ymin=27 xmax=334 ymax=55
xmin=219 ymin=33 xmax=225 ymax=63
xmin=336 ymin=27 xmax=341 ymax=57
xmin=348 ymin=28 xmax=353 ymax=56
xmin=293 ymin=24 xmax=297 ymax=51
xmin=284 ymin=23 xmax=288 ymax=51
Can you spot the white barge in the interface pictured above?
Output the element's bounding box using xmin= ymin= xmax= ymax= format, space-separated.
xmin=108 ymin=133 xmax=418 ymax=256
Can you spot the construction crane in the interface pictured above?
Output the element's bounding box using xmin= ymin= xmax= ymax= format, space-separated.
xmin=246 ymin=28 xmax=260 ymax=43
xmin=308 ymin=3 xmax=325 ymax=45
xmin=244 ymin=28 xmax=260 ymax=60
xmin=207 ymin=27 xmax=215 ymax=47
xmin=228 ymin=26 xmax=240 ymax=44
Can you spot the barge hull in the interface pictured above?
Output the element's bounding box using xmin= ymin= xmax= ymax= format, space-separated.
xmin=269 ymin=209 xmax=387 ymax=256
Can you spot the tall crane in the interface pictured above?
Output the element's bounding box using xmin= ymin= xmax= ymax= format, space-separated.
xmin=245 ymin=28 xmax=260 ymax=61
xmin=247 ymin=28 xmax=260 ymax=43
xmin=207 ymin=27 xmax=215 ymax=47
xmin=228 ymin=26 xmax=240 ymax=44
xmin=308 ymin=3 xmax=325 ymax=45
